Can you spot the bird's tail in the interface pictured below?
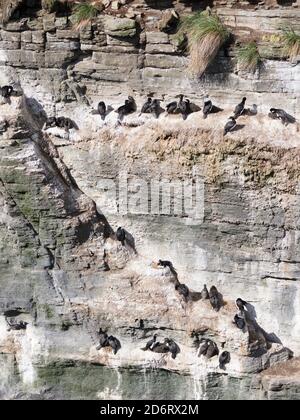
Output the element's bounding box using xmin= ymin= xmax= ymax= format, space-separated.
xmin=285 ymin=113 xmax=296 ymax=124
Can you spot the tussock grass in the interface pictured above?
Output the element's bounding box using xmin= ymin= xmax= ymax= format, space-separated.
xmin=72 ymin=1 xmax=102 ymax=29
xmin=281 ymin=27 xmax=300 ymax=61
xmin=179 ymin=12 xmax=230 ymax=76
xmin=237 ymin=41 xmax=261 ymax=72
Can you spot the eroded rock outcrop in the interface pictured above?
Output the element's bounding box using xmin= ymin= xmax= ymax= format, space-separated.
xmin=0 ymin=0 xmax=300 ymax=400
xmin=0 ymin=92 xmax=298 ymax=400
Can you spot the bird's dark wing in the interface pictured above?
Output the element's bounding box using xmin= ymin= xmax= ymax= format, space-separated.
xmin=203 ymin=101 xmax=212 ymax=114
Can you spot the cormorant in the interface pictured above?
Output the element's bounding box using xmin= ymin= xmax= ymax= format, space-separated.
xmin=224 ymin=117 xmax=237 ymax=136
xmin=234 ymin=97 xmax=247 ymax=118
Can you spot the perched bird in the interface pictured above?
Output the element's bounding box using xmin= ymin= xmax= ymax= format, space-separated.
xmin=117 ymin=96 xmax=136 ymax=120
xmin=203 ymin=95 xmax=213 ymax=119
xmin=223 ymin=117 xmax=237 ymax=136
xmin=164 ymin=338 xmax=181 ymax=359
xmin=56 ymin=116 xmax=76 ymax=130
xmin=151 ymin=341 xmax=170 ymax=353
xmin=166 ymin=98 xmax=178 ymax=114
xmin=158 ymin=259 xmax=173 ymax=269
xmin=0 ymin=118 xmax=8 ymax=134
xmin=233 ymin=314 xmax=246 ymax=330
xmin=200 ymin=284 xmax=209 ymax=300
xmin=175 ymin=283 xmax=189 ymax=301
xmin=234 ymin=97 xmax=247 ymax=118
xmin=107 ymin=336 xmax=121 ymax=355
xmin=141 ymin=334 xmax=157 ymax=351
xmin=198 ymin=339 xmax=209 ymax=357
xmin=44 ymin=116 xmax=57 ymax=129
xmin=219 ymin=351 xmax=231 ymax=370
xmin=205 ymin=340 xmax=219 ymax=359
xmin=96 ymin=328 xmax=109 ymax=350
xmin=116 ymin=227 xmax=126 ymax=246
xmin=177 ymin=95 xmax=191 ymax=120
xmin=5 ymin=317 xmax=28 ymax=331
xmin=149 ymin=99 xmax=161 ymax=119
xmin=0 ymin=85 xmax=13 ymax=98
xmin=269 ymin=108 xmax=296 ymax=125
xmin=236 ymin=298 xmax=248 ymax=312
xmin=141 ymin=97 xmax=152 ymax=114
xmin=197 ymin=339 xmax=218 ymax=359
xmin=98 ymin=101 xmax=106 ymax=121
xmin=158 ymin=259 xmax=178 ymax=278
xmin=209 ymin=286 xmax=222 ymax=312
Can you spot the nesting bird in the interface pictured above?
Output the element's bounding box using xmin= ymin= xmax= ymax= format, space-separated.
xmin=223 ymin=117 xmax=237 ymax=136
xmin=177 ymin=95 xmax=191 ymax=120
xmin=200 ymin=284 xmax=209 ymax=300
xmin=117 ymin=96 xmax=136 ymax=121
xmin=116 ymin=227 xmax=126 ymax=246
xmin=236 ymin=298 xmax=248 ymax=312
xmin=219 ymin=351 xmax=231 ymax=370
xmin=234 ymin=97 xmax=247 ymax=118
xmin=198 ymin=339 xmax=219 ymax=359
xmin=5 ymin=317 xmax=28 ymax=331
xmin=141 ymin=334 xmax=157 ymax=351
xmin=0 ymin=85 xmax=13 ymax=98
xmin=141 ymin=97 xmax=152 ymax=114
xmin=96 ymin=330 xmax=121 ymax=355
xmin=203 ymin=95 xmax=213 ymax=119
xmin=175 ymin=282 xmax=189 ymax=301
xmin=233 ymin=314 xmax=246 ymax=330
xmin=209 ymin=286 xmax=222 ymax=312
xmin=45 ymin=116 xmax=76 ymax=130
xmin=269 ymin=108 xmax=296 ymax=125
xmin=164 ymin=338 xmax=181 ymax=359
xmin=149 ymin=99 xmax=161 ymax=119
xmin=107 ymin=336 xmax=122 ymax=355
xmin=97 ymin=101 xmax=107 ymax=121
xmin=96 ymin=328 xmax=109 ymax=351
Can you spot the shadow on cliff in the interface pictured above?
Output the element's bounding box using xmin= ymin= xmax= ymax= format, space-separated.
xmin=25 ymin=97 xmax=48 ymax=128
xmin=143 ymin=0 xmax=213 ymax=11
xmin=242 ymin=302 xmax=289 ymax=357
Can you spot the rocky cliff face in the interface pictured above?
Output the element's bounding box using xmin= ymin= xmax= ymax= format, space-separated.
xmin=0 ymin=0 xmax=300 ymax=400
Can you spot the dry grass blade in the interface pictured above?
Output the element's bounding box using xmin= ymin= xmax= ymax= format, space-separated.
xmin=178 ymin=12 xmax=230 ymax=77
xmin=237 ymin=41 xmax=261 ymax=73
xmin=72 ymin=1 xmax=102 ymax=29
xmin=189 ymin=32 xmax=224 ymax=75
xmin=281 ymin=27 xmax=300 ymax=62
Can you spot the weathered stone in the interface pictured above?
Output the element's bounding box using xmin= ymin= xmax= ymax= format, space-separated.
xmin=55 ymin=17 xmax=68 ymax=30
xmin=43 ymin=13 xmax=56 ymax=32
xmin=92 ymin=51 xmax=138 ymax=68
xmin=56 ymin=30 xmax=79 ymax=40
xmin=0 ymin=30 xmax=20 ymax=42
xmin=146 ymin=31 xmax=169 ymax=44
xmin=46 ymin=41 xmax=80 ymax=51
xmin=44 ymin=51 xmax=75 ymax=68
xmin=145 ymin=53 xmax=185 ymax=69
xmin=32 ymin=30 xmax=45 ymax=44
xmin=145 ymin=43 xmax=176 ymax=54
xmin=103 ymin=16 xmax=136 ymax=37
xmin=0 ymin=41 xmax=19 ymax=49
xmin=21 ymin=31 xmax=32 ymax=43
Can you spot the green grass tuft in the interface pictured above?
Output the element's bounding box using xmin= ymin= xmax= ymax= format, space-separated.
xmin=178 ymin=11 xmax=230 ymax=76
xmin=237 ymin=41 xmax=261 ymax=72
xmin=72 ymin=1 xmax=101 ymax=29
xmin=281 ymin=27 xmax=300 ymax=61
